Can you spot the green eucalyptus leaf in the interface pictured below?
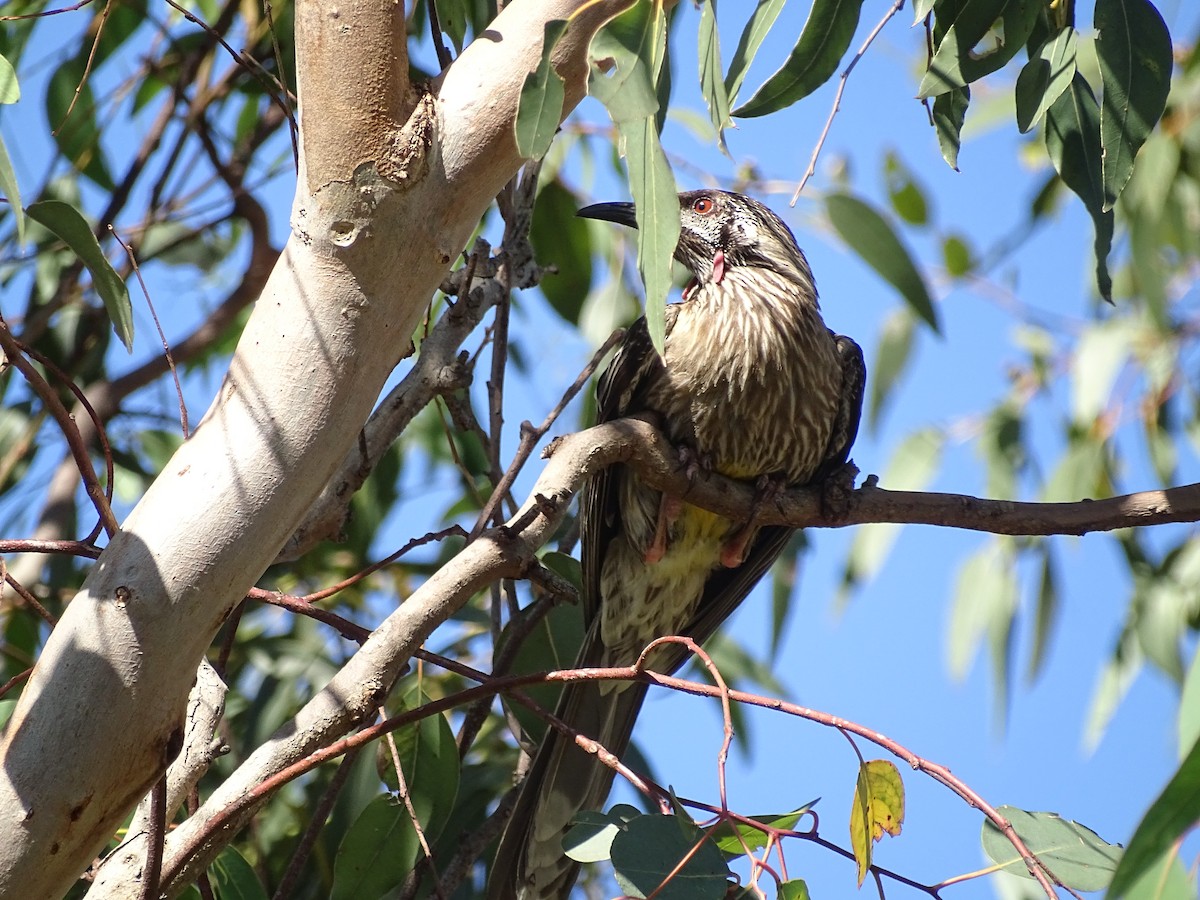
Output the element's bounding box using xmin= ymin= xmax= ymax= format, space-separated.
xmin=867 ymin=307 xmax=914 ymax=431
xmin=1015 ymin=27 xmax=1077 ymax=133
xmin=981 ymin=807 xmax=1121 ymax=892
xmin=918 ymin=0 xmax=1040 ymax=99
xmin=1045 ymin=73 xmax=1114 ymax=302
xmin=825 ymin=192 xmax=939 ymax=332
xmin=209 ymin=845 xmax=269 ymax=900
xmin=515 ymin=19 xmax=568 ymax=159
xmin=724 ymin=0 xmax=787 ymax=103
xmin=610 ymin=813 xmax=730 ymax=899
xmin=733 ymin=0 xmax=866 ymax=118
xmin=933 ymin=85 xmax=970 ymax=170
xmin=0 ymin=53 xmax=18 ymax=103
xmin=698 ymin=0 xmax=732 ymax=154
xmin=331 ymin=795 xmax=417 ymax=900
xmin=1095 ymin=0 xmax=1173 ymax=211
xmin=0 ymin=135 xmax=23 ymax=245
xmin=45 ymin=58 xmax=114 ymax=190
xmin=26 ymin=200 xmax=133 ymax=351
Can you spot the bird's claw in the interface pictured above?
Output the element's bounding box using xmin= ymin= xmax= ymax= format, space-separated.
xmin=676 ymin=444 xmax=711 ymax=485
xmin=819 ymin=460 xmax=859 ymax=520
xmin=720 ymin=473 xmax=787 ymax=568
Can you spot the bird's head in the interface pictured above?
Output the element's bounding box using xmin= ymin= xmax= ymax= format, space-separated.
xmin=577 ymin=189 xmax=814 ymax=292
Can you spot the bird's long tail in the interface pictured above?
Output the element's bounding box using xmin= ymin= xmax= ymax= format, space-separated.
xmin=488 ymin=624 xmax=648 ymax=900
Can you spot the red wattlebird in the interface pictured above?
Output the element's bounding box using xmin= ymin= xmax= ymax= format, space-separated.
xmin=489 ymin=189 xmax=866 ymax=899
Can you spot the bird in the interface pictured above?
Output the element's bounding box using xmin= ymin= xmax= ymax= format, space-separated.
xmin=488 ymin=189 xmax=865 ymax=899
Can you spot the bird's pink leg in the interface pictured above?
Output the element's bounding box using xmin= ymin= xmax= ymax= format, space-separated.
xmin=644 ymin=493 xmax=683 ymax=563
xmin=644 ymin=446 xmax=708 ymax=564
xmin=720 ymin=473 xmax=785 ymax=568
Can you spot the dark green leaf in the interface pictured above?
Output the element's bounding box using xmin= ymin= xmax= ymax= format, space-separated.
xmin=331 ymin=795 xmax=417 ymax=900
xmin=918 ymin=0 xmax=1040 ymax=99
xmin=933 ymin=86 xmax=969 ymax=170
xmin=374 ymin=689 xmax=460 ymax=848
xmin=45 ymin=58 xmax=114 ymax=190
xmin=1045 ymin=73 xmax=1114 ymax=301
xmin=825 ymin=192 xmax=939 ymax=332
xmin=780 ymin=881 xmax=812 ymax=900
xmin=1095 ymin=0 xmax=1173 ymax=210
xmin=1015 ymin=27 xmax=1077 ymax=133
xmin=209 ymin=845 xmax=269 ymax=900
xmin=982 ymin=807 xmax=1121 ymax=891
xmin=514 ymin=19 xmax=568 ymax=159
xmin=26 ymin=200 xmax=133 ymax=351
xmin=501 ymin=600 xmax=585 ymax=743
xmin=733 ymin=0 xmax=866 ymax=118
xmin=0 ymin=53 xmax=17 ymax=103
xmin=0 ymin=135 xmax=23 ymax=245
xmin=698 ymin=0 xmax=732 ymax=153
xmin=768 ymin=531 xmax=807 ymax=660
xmin=610 ymin=813 xmax=730 ymax=899
xmin=724 ymin=0 xmax=787 ymax=103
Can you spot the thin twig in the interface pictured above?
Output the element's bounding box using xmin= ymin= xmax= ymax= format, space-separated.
xmin=382 ymin=715 xmax=448 ymax=900
xmin=0 ymin=0 xmax=94 ymax=20
xmin=261 ymin=0 xmax=299 ymax=167
xmin=110 ymin=225 xmax=190 ymax=437
xmin=163 ymin=0 xmax=296 ymax=136
xmin=426 ymin=0 xmax=454 ymax=70
xmin=791 ymin=0 xmax=906 ymax=204
xmin=16 ymin=341 xmax=116 ymax=543
xmin=4 ymin=570 xmax=57 ymax=627
xmin=0 ymin=321 xmax=119 ymax=537
xmin=58 ymin=0 xmax=111 ymax=127
xmin=0 ymin=668 xmax=32 ymax=700
xmin=469 ymin=327 xmax=625 ymax=540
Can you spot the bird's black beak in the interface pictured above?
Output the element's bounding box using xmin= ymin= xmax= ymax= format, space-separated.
xmin=576 ymin=201 xmax=638 ymax=229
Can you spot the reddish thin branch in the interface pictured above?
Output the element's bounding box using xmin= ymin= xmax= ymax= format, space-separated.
xmin=0 ymin=321 xmax=119 ymax=537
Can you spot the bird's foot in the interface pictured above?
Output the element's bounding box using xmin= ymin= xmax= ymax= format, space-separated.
xmin=644 ymin=492 xmax=684 ymax=564
xmin=819 ymin=460 xmax=859 ymax=521
xmin=676 ymin=443 xmax=711 ymax=484
xmin=720 ymin=473 xmax=786 ymax=568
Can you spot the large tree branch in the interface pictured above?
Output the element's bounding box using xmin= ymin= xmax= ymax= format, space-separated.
xmin=0 ymin=1 xmax=629 ymax=895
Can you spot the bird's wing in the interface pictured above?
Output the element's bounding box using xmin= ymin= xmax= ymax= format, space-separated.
xmin=813 ymin=333 xmax=866 ymax=481
xmin=582 ymin=311 xmax=674 ymax=623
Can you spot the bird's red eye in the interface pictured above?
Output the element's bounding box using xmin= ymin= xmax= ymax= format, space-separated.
xmin=692 ymin=197 xmax=715 ymax=215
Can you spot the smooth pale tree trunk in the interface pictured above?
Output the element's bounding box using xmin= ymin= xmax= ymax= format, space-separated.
xmin=0 ymin=1 xmax=628 ymax=895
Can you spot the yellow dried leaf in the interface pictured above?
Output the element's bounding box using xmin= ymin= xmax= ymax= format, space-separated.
xmin=849 ymin=759 xmax=906 ymax=885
